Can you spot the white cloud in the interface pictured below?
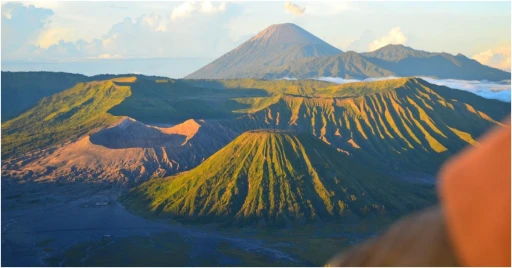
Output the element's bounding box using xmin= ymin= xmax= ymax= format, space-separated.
xmin=419 ymin=77 xmax=511 ymax=102
xmin=472 ymin=45 xmax=511 ymax=71
xmin=315 ymin=76 xmax=511 ymax=102
xmin=140 ymin=13 xmax=168 ymax=32
xmin=170 ymin=1 xmax=196 ymax=20
xmin=200 ymin=1 xmax=226 ymax=14
xmin=36 ymin=28 xmax=79 ymax=48
xmin=284 ymin=2 xmax=305 ymax=16
xmin=2 ymin=9 xmax=12 ymax=19
xmin=18 ymin=8 xmax=240 ymax=61
xmin=369 ymin=27 xmax=408 ymax=52
xmin=170 ymin=1 xmax=226 ymax=20
xmin=346 ymin=30 xmax=376 ymax=52
xmin=1 ymin=2 xmax=53 ymax=57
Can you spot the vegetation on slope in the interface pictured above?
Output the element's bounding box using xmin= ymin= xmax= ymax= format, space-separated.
xmin=1 ymin=76 xmax=331 ymax=158
xmin=1 ymin=78 xmax=134 ymax=157
xmin=122 ymin=130 xmax=435 ymax=227
xmin=183 ymin=78 xmax=334 ymax=96
xmin=107 ymin=78 xmax=268 ymax=123
xmin=1 ymin=76 xmax=270 ymax=158
xmin=228 ymin=78 xmax=510 ymax=174
xmin=0 ymin=71 xmax=174 ymax=122
xmin=3 ymin=74 xmax=509 ymax=177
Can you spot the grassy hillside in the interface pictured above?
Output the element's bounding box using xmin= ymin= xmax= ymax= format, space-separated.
xmin=183 ymin=78 xmax=334 ymax=96
xmin=3 ymin=76 xmax=508 ymax=177
xmin=1 ymin=76 xmax=266 ymax=158
xmin=107 ymin=78 xmax=269 ymax=123
xmin=121 ymin=131 xmax=435 ymax=227
xmin=230 ymin=78 xmax=510 ymax=174
xmin=1 ymin=78 xmax=135 ymax=158
xmin=0 ymin=71 xmax=172 ymax=122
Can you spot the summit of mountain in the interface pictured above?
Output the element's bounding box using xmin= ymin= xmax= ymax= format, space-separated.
xmin=185 ymin=23 xmax=342 ymax=79
xmin=361 ymin=44 xmax=432 ymax=61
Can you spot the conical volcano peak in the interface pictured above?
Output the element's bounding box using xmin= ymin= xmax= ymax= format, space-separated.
xmin=185 ymin=23 xmax=341 ymax=79
xmin=249 ymin=23 xmax=327 ymax=46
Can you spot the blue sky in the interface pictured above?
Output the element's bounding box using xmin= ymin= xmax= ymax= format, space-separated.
xmin=1 ymin=1 xmax=511 ymax=76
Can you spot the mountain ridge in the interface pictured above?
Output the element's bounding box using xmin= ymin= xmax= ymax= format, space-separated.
xmin=0 ymin=71 xmax=170 ymax=122
xmin=2 ymin=76 xmax=509 ymax=185
xmin=185 ymin=24 xmax=510 ymax=81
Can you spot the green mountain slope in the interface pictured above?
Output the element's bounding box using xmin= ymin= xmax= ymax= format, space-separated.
xmin=3 ymin=76 xmax=508 ymax=183
xmin=229 ymin=78 xmax=510 ymax=174
xmin=1 ymin=75 xmax=336 ymax=158
xmin=121 ymin=130 xmax=435 ymax=227
xmin=0 ymin=71 xmax=171 ymax=122
xmin=108 ymin=78 xmax=337 ymax=122
xmin=183 ymin=78 xmax=333 ymax=96
xmin=1 ymin=77 xmax=135 ymax=158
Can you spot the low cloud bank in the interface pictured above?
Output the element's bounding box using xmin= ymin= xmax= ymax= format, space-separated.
xmin=315 ymin=76 xmax=511 ymax=102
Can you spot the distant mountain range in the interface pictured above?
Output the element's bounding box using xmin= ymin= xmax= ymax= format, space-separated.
xmin=185 ymin=23 xmax=510 ymax=81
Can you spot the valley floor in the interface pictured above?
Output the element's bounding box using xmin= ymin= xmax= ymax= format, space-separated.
xmin=1 ymin=182 xmax=382 ymax=267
